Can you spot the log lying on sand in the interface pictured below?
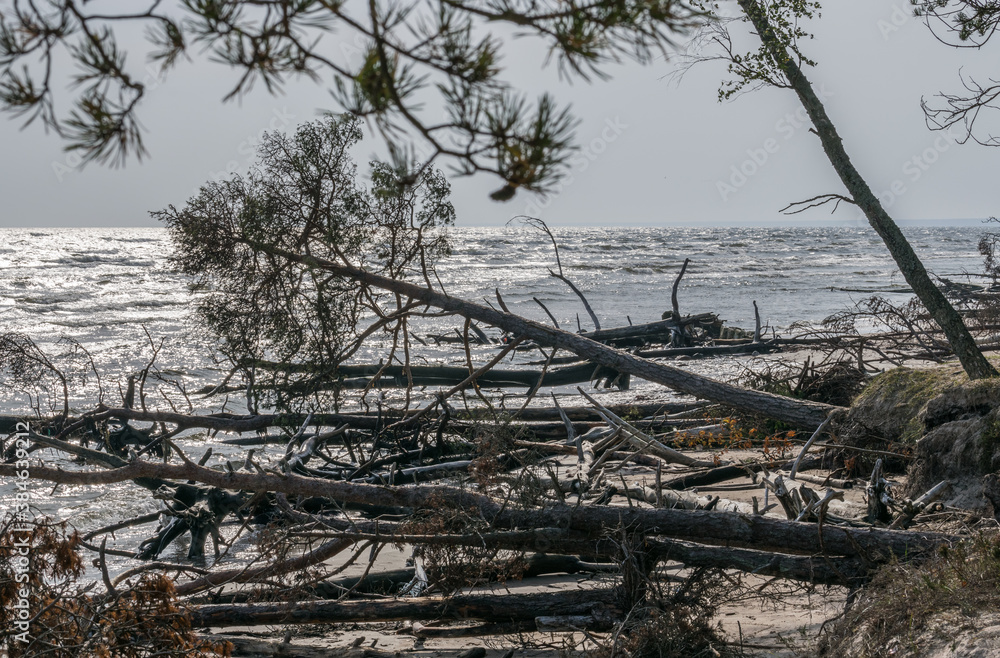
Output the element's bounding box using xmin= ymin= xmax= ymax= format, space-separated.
xmin=578 ymin=313 xmax=717 ymax=345
xmin=189 ymin=588 xmax=618 ymax=628
xmin=185 ymin=554 xmax=617 ymax=602
xmin=306 ymin=362 xmax=628 ymax=390
xmin=650 ymin=538 xmax=867 ymax=585
xmin=1 ymin=459 xmax=947 ymax=561
xmin=199 ymin=636 xmax=375 ymax=658
xmin=202 ymin=636 xmax=494 ymax=658
xmin=636 ymin=341 xmax=779 ymax=359
xmin=81 ymin=400 xmax=700 ymax=438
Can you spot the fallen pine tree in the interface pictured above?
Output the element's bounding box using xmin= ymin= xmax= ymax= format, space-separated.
xmin=0 ymin=448 xmax=950 ymax=562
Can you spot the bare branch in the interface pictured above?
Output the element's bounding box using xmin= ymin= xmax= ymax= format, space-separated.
xmin=779 ymin=193 xmax=856 ymax=215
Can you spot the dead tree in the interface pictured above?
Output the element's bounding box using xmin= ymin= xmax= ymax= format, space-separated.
xmin=235 ymin=243 xmax=840 ymax=430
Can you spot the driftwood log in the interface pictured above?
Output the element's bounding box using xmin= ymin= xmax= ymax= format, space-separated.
xmin=190 ymin=588 xmax=618 ymax=629
xmin=0 ymin=459 xmax=948 ymax=561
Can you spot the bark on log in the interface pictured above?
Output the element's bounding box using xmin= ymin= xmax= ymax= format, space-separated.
xmin=510 ymin=402 xmax=706 ymax=422
xmin=88 ymin=407 xmax=395 ymax=433
xmin=83 ymin=404 xmax=698 ymax=439
xmin=199 ymin=635 xmax=400 ymax=658
xmin=661 ymin=462 xmax=782 ymax=490
xmin=189 ymin=588 xmax=618 ymax=628
xmin=308 ymin=553 xmax=617 ymax=599
xmin=411 ymin=620 xmax=537 ymax=638
xmin=578 ymin=313 xmax=716 ymax=344
xmin=865 ymin=459 xmax=893 ymax=524
xmin=650 ymin=538 xmax=866 ymax=585
xmin=670 ymin=258 xmax=691 ymax=324
xmin=618 ymin=484 xmax=755 ymax=514
xmin=890 ymin=480 xmax=949 ymax=530
xmin=0 ymin=459 xmax=949 ymax=560
xmin=253 ymin=362 xmax=627 ymax=390
xmin=636 ymin=341 xmax=779 ymax=358
xmin=577 ymin=387 xmax=714 ymax=468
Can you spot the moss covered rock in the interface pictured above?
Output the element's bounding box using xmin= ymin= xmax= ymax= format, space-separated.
xmin=842 ymin=364 xmax=1000 ymax=514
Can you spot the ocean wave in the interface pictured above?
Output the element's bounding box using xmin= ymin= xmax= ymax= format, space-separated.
xmin=16 ymin=294 xmax=83 ymax=305
xmin=51 ymin=253 xmax=158 ymax=267
xmin=47 ymin=315 xmax=178 ymax=328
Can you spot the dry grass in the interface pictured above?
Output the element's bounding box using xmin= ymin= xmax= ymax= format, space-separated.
xmin=815 ymin=533 xmax=1000 ymax=658
xmin=588 ymin=605 xmax=741 ymax=658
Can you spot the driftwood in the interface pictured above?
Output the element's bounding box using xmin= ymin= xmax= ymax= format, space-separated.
xmin=577 ymin=313 xmax=717 ymax=345
xmin=27 ymin=430 xmax=248 ymax=560
xmin=189 ymin=588 xmax=618 ymax=628
xmin=7 ymin=222 xmax=991 ymax=657
xmin=248 ymin=361 xmax=629 ymax=391
xmin=650 ymin=537 xmax=867 ymax=585
xmin=510 ymin=401 xmax=707 ymax=421
xmin=577 ymin=387 xmax=714 ymax=468
xmin=0 ymin=372 xmax=953 ymax=652
xmin=63 ymin=403 xmax=706 ymax=442
xmin=0 ymin=256 xmax=957 ymax=651
xmin=199 ymin=635 xmax=435 ymax=658
xmin=200 ymin=554 xmax=618 ymax=602
xmin=175 ymin=537 xmax=354 ymax=597
xmin=866 ymin=459 xmax=894 ymax=523
xmin=670 ymin=258 xmax=691 ymax=325
xmin=616 ymin=483 xmax=755 ymax=514
xmin=636 ymin=341 xmax=779 ymax=358
xmin=890 ymin=480 xmax=950 ymax=530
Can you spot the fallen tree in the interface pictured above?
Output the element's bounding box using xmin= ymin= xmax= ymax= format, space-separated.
xmin=222 ymin=241 xmax=840 ymax=430
xmin=0 ymin=455 xmax=948 ymax=561
xmin=189 ymin=588 xmax=619 ymax=629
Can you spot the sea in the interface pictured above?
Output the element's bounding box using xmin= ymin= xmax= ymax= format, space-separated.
xmin=0 ymin=223 xmax=993 ymax=568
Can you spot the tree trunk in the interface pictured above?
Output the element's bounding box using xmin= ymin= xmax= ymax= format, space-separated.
xmin=251 ymin=361 xmax=627 ymax=390
xmin=649 ymin=538 xmax=865 ymax=585
xmin=1 ymin=459 xmax=949 ymax=560
xmin=737 ymin=0 xmax=997 ymax=380
xmin=189 ymin=589 xmax=617 ymax=628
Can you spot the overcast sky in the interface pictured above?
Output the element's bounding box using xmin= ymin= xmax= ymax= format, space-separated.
xmin=0 ymin=0 xmax=997 ymax=228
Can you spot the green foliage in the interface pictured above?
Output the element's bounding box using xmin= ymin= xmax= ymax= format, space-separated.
xmin=154 ymin=114 xmax=454 ymax=411
xmin=0 ymin=0 xmax=702 ymax=195
xmin=917 ymin=0 xmax=1000 ymax=42
xmin=693 ymin=0 xmax=821 ymax=101
xmin=978 ymin=411 xmax=1000 ymax=471
xmin=853 ymin=366 xmax=956 ymax=444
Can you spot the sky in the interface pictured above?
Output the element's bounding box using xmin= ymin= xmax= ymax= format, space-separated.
xmin=0 ymin=0 xmax=997 ymax=228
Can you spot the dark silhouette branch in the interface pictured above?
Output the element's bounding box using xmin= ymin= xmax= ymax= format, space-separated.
xmin=779 ymin=193 xmax=856 ymax=215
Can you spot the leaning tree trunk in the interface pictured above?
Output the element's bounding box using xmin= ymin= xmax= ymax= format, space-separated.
xmin=737 ymin=0 xmax=997 ymax=380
